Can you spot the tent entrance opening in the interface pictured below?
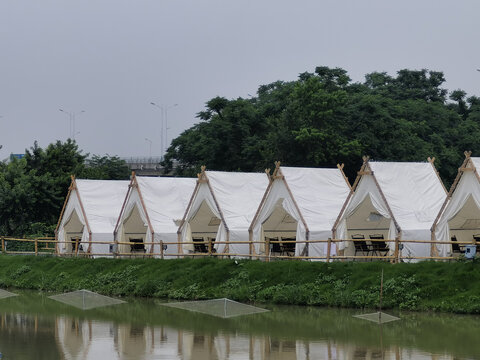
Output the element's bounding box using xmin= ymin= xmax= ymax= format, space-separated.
xmin=120 ymin=205 xmax=148 ymax=254
xmin=189 ymin=200 xmax=220 ymax=253
xmin=262 ymin=200 xmax=297 ymax=257
xmin=64 ymin=210 xmax=84 ymax=254
xmin=345 ymin=195 xmax=390 ymax=259
xmin=448 ymin=195 xmax=480 ymax=256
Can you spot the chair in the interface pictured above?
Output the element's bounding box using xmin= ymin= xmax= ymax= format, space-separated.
xmin=472 ymin=234 xmax=480 ymax=253
xmin=129 ymin=238 xmax=146 ymax=253
xmin=193 ymin=237 xmax=208 ymax=253
xmin=451 ymin=235 xmax=461 ymax=253
xmin=280 ymin=237 xmax=296 ymax=256
xmin=351 ymin=234 xmax=371 ymax=257
xmin=269 ymin=238 xmax=282 ymax=254
xmin=369 ymin=234 xmax=388 ymax=257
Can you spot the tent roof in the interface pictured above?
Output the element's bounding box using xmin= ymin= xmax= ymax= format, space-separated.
xmin=432 ymin=155 xmax=480 ymax=232
xmin=205 ymin=171 xmax=270 ymax=230
xmin=279 ymin=166 xmax=351 ymax=231
xmin=75 ymin=179 xmax=129 ymax=233
xmin=469 ymin=157 xmax=480 ymax=170
xmin=367 ymin=161 xmax=446 ymax=231
xmin=135 ymin=176 xmax=196 ymax=233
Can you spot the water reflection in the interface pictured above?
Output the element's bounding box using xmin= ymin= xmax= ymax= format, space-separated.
xmin=0 ymin=292 xmax=478 ymax=360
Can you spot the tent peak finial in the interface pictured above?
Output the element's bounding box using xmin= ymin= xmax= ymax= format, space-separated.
xmin=197 ymin=165 xmax=207 ymax=181
xmin=465 ymin=151 xmax=472 ymax=158
xmin=427 ymin=157 xmax=435 ymax=164
xmin=362 ymin=155 xmax=370 ymax=163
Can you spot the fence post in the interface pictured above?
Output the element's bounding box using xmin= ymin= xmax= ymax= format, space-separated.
xmin=208 ymin=238 xmax=212 ymax=257
xmin=326 ymin=238 xmax=332 ymax=263
xmin=160 ymin=240 xmax=164 ymax=260
xmin=393 ymin=238 xmax=399 ymax=264
xmin=35 ymin=239 xmax=38 ymax=256
xmin=75 ymin=238 xmax=79 ymax=257
xmin=266 ymin=238 xmax=270 ymax=262
xmin=1 ymin=236 xmax=4 ymax=254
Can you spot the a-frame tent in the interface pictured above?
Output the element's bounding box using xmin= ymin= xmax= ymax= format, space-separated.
xmin=432 ymin=152 xmax=480 ymax=257
xmin=56 ymin=177 xmax=129 ymax=256
xmin=177 ymin=167 xmax=270 ymax=256
xmin=333 ymin=157 xmax=447 ymax=261
xmin=249 ymin=162 xmax=351 ymax=259
xmin=114 ymin=173 xmax=196 ymax=257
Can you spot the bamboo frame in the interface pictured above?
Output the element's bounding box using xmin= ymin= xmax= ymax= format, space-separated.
xmin=430 ymin=152 xmax=476 ymax=255
xmin=248 ymin=167 xmax=273 ymax=258
xmin=272 ymin=163 xmax=311 ymax=256
xmin=54 ymin=176 xmax=93 ymax=255
xmin=54 ymin=175 xmax=75 ymax=254
xmin=337 ymin=163 xmax=352 ymax=189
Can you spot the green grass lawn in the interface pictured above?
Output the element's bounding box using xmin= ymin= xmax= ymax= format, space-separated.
xmin=0 ymin=255 xmax=479 ymax=314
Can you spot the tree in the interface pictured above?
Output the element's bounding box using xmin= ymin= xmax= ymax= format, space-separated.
xmin=81 ymin=155 xmax=130 ymax=180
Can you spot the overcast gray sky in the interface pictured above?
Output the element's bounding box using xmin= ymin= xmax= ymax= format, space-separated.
xmin=1 ymin=0 xmax=479 ymax=159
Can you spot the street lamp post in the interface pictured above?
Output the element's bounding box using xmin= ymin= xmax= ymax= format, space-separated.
xmin=145 ymin=138 xmax=152 ymax=157
xmin=150 ymin=102 xmax=178 ymax=157
xmin=59 ymin=109 xmax=85 ymax=140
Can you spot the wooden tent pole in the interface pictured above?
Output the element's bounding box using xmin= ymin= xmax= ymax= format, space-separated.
xmin=337 ymin=163 xmax=352 ymax=189
xmin=430 ymin=153 xmax=471 ymax=256
xmin=177 ymin=178 xmax=201 ymax=257
xmin=135 ymin=175 xmax=156 ymax=255
xmin=55 ymin=175 xmax=76 ymax=255
xmin=331 ymin=157 xmax=369 ymax=257
xmin=248 ymin=167 xmax=273 ymax=259
xmin=428 ymin=157 xmax=448 ymax=195
xmin=276 ymin=165 xmax=310 ymax=256
xmin=72 ymin=177 xmax=93 ymax=254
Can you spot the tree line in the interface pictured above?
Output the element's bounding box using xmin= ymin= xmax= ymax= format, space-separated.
xmin=163 ymin=67 xmax=480 ymax=183
xmin=0 ymin=140 xmax=130 ymax=236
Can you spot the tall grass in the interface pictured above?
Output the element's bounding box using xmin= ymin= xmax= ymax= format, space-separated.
xmin=0 ymin=255 xmax=479 ymax=314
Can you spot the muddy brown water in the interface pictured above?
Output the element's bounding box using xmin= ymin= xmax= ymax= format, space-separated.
xmin=0 ymin=290 xmax=478 ymax=359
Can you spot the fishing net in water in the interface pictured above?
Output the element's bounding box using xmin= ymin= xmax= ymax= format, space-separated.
xmin=0 ymin=289 xmax=18 ymax=299
xmin=353 ymin=311 xmax=400 ymax=324
xmin=162 ymin=298 xmax=269 ymax=318
xmin=49 ymin=289 xmax=126 ymax=310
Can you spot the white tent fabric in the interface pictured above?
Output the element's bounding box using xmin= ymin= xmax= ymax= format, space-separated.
xmin=336 ymin=161 xmax=446 ymax=260
xmin=57 ymin=180 xmax=129 ymax=256
xmin=251 ymin=166 xmax=351 ymax=259
xmin=115 ymin=176 xmax=196 ymax=257
xmin=180 ymin=171 xmax=269 ymax=256
xmin=434 ymin=157 xmax=480 ymax=257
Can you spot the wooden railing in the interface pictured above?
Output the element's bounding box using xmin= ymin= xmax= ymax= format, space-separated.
xmin=2 ymin=236 xmax=478 ymax=262
xmin=1 ymin=236 xmax=56 ymax=256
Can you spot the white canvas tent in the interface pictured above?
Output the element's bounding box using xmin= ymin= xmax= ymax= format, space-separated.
xmin=249 ymin=162 xmax=351 ymax=259
xmin=178 ymin=167 xmax=270 ymax=256
xmin=333 ymin=157 xmax=447 ymax=261
xmin=56 ymin=177 xmax=129 ymax=256
xmin=432 ymin=152 xmax=480 ymax=257
xmin=114 ymin=174 xmax=196 ymax=257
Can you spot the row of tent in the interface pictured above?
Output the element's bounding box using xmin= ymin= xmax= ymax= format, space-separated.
xmin=55 ymin=152 xmax=480 ymax=260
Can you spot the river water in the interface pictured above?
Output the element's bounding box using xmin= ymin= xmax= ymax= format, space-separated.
xmin=0 ymin=290 xmax=478 ymax=359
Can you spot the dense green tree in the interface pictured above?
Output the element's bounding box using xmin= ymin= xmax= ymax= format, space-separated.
xmin=0 ymin=140 xmax=130 ymax=236
xmin=81 ymin=155 xmax=130 ymax=180
xmin=164 ymin=66 xmax=480 ymax=186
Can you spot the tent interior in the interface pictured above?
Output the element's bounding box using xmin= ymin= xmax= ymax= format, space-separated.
xmin=119 ymin=205 xmax=148 ymax=254
xmin=447 ymin=194 xmax=480 ymax=254
xmin=260 ymin=198 xmax=297 ymax=256
xmin=344 ymin=195 xmax=391 ymax=258
xmin=188 ymin=200 xmax=220 ymax=253
xmin=63 ymin=210 xmax=84 ymax=254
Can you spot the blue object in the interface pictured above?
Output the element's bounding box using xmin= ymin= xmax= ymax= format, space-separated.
xmin=465 ymin=245 xmax=476 ymax=259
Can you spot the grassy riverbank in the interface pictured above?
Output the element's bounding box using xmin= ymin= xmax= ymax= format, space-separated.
xmin=0 ymin=255 xmax=479 ymax=314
